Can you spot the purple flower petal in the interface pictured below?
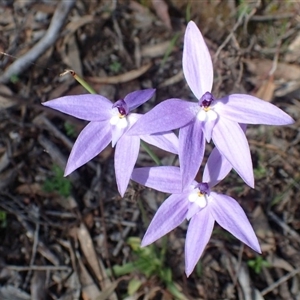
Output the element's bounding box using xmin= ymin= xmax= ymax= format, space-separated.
xmin=212 ymin=118 xmax=254 ymax=188
xmin=65 ymin=121 xmax=111 ymax=175
xmin=215 ymin=94 xmax=294 ymax=125
xmin=203 ymin=147 xmax=232 ymax=187
xmin=209 ymin=192 xmax=261 ymax=253
xmin=179 ymin=121 xmax=205 ymax=188
xmin=124 ymin=89 xmax=156 ymax=111
xmin=202 ymin=114 xmax=218 ymax=142
xmin=42 ymin=94 xmax=113 ymax=121
xmin=183 ymin=21 xmax=213 ymax=99
xmin=185 ymin=208 xmax=215 ymax=276
xmin=186 ymin=202 xmax=201 ymax=220
xmin=140 ymin=132 xmax=179 ymax=155
xmin=115 ymin=134 xmax=140 ymax=197
xmin=111 ymin=124 xmax=127 ymax=147
xmin=131 ymin=166 xmax=182 ymax=194
xmin=127 ymin=99 xmax=196 ymax=136
xmin=141 ymin=193 xmax=188 ymax=247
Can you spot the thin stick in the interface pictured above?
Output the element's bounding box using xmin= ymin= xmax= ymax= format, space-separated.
xmin=261 ymin=268 xmax=300 ymax=296
xmin=0 ymin=0 xmax=75 ymax=83
xmin=5 ymin=265 xmax=71 ymax=271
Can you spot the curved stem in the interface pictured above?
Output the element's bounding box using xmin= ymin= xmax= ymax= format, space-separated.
xmin=140 ymin=141 xmax=162 ymax=166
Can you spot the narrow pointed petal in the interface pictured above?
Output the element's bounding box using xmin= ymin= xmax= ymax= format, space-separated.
xmin=185 ymin=209 xmax=215 ymax=276
xmin=215 ymin=94 xmax=294 ymax=125
xmin=42 ymin=94 xmax=113 ymax=121
xmin=124 ymin=89 xmax=156 ymax=111
xmin=115 ymin=135 xmax=140 ymax=197
xmin=186 ymin=202 xmax=201 ymax=220
xmin=141 ymin=193 xmax=188 ymax=247
xmin=65 ymin=121 xmax=111 ymax=175
xmin=141 ymin=131 xmax=179 ymax=154
xmin=201 ymin=109 xmax=218 ymax=142
xmin=131 ymin=166 xmax=182 ymax=193
xmin=179 ymin=121 xmax=205 ymax=188
xmin=127 ymin=99 xmax=196 ymax=136
xmin=209 ymin=192 xmax=261 ymax=253
xmin=212 ymin=118 xmax=254 ymax=188
xmin=111 ymin=125 xmax=127 ymax=147
xmin=203 ymin=124 xmax=247 ymax=187
xmin=183 ymin=21 xmax=213 ymax=99
xmin=203 ymin=147 xmax=232 ymax=187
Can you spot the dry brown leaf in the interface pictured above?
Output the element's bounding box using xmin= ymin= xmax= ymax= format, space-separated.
xmin=271 ymin=257 xmax=295 ymax=272
xmin=159 ymin=70 xmax=183 ymax=87
xmin=57 ymin=16 xmax=93 ymax=79
xmin=33 ymin=3 xmax=56 ymax=14
xmin=0 ymin=151 xmax=10 ymax=173
xmin=16 ymin=183 xmax=48 ymax=197
xmin=285 ymin=33 xmax=300 ymax=63
xmin=252 ymin=206 xmax=276 ymax=252
xmin=245 ymin=58 xmax=300 ymax=81
xmin=141 ymin=41 xmax=173 ymax=58
xmin=151 ymin=0 xmax=172 ymax=29
xmin=87 ymin=63 xmax=152 ymax=84
xmin=0 ymin=7 xmax=14 ymax=27
xmin=0 ymin=84 xmax=17 ymax=110
xmin=255 ymin=76 xmax=276 ymax=102
xmin=62 ymin=34 xmax=83 ymax=76
xmin=77 ymin=223 xmax=105 ymax=284
xmin=236 ymin=262 xmax=264 ymax=300
xmin=129 ymin=1 xmax=154 ymax=28
xmin=94 ymin=280 xmax=120 ymax=300
xmin=0 ymin=285 xmax=31 ymax=300
xmin=65 ymin=15 xmax=94 ymax=37
xmin=30 ymin=271 xmax=46 ymax=300
xmin=59 ymin=272 xmax=80 ymax=300
xmin=77 ymin=223 xmax=117 ymax=299
xmin=77 ymin=253 xmax=102 ymax=300
xmin=48 ymin=79 xmax=74 ymax=101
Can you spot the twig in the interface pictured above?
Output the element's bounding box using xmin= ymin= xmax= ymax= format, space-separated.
xmin=251 ymin=13 xmax=294 ymax=22
xmin=261 ymin=267 xmax=300 ymax=296
xmin=38 ymin=134 xmax=80 ymax=185
xmin=0 ymin=0 xmax=75 ymax=83
xmin=113 ymin=209 xmax=140 ymax=257
xmin=267 ymin=211 xmax=300 ymax=240
xmin=214 ymin=1 xmax=259 ymax=62
xmin=86 ymin=63 xmax=152 ymax=84
xmin=33 ymin=114 xmax=74 ymax=150
xmin=22 ymin=206 xmax=40 ymax=290
xmin=214 ymin=7 xmax=248 ymax=62
xmin=5 ymin=265 xmax=71 ymax=271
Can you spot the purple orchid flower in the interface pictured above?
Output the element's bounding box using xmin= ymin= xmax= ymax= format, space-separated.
xmin=131 ymin=149 xmax=261 ymax=277
xmin=42 ymin=89 xmax=179 ymax=196
xmin=128 ymin=21 xmax=294 ymax=189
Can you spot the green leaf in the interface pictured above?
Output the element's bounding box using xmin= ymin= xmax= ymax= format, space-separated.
xmin=166 ymin=282 xmax=188 ymax=300
xmin=128 ymin=278 xmax=142 ymax=295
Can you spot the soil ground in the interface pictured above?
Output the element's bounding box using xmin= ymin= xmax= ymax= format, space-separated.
xmin=0 ymin=1 xmax=300 ymax=299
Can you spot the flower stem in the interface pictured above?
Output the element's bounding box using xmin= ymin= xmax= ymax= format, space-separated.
xmin=60 ymin=69 xmax=97 ymax=94
xmin=140 ymin=141 xmax=162 ymax=166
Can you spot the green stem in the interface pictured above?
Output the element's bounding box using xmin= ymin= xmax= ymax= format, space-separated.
xmin=74 ymin=74 xmax=97 ymax=94
xmin=137 ymin=196 xmax=149 ymax=226
xmin=140 ymin=140 xmax=162 ymax=166
xmin=61 ymin=70 xmax=97 ymax=94
xmin=61 ymin=71 xmax=164 ymax=168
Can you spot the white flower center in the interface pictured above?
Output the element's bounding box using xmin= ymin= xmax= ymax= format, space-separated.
xmin=110 ymin=108 xmax=128 ymax=129
xmin=188 ymin=190 xmax=208 ymax=208
xmin=197 ymin=107 xmax=218 ymax=122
